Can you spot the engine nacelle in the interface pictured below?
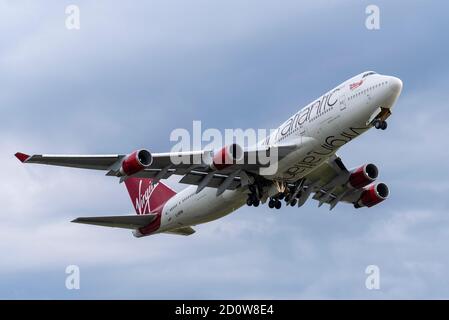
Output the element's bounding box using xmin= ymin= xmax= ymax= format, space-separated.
xmin=348 ymin=163 xmax=378 ymax=189
xmin=211 ymin=143 xmax=243 ymax=170
xmin=354 ymin=182 xmax=389 ymax=208
xmin=119 ymin=149 xmax=153 ymax=176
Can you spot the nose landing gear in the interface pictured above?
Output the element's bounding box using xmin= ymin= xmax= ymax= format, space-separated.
xmin=373 ymin=119 xmax=387 ymax=130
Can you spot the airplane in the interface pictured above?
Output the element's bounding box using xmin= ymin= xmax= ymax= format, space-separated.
xmin=15 ymin=71 xmax=402 ymax=237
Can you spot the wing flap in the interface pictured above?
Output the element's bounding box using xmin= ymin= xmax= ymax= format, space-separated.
xmin=300 ymin=155 xmax=355 ymax=209
xmin=179 ymin=171 xmax=241 ymax=190
xmin=72 ymin=214 xmax=157 ymax=229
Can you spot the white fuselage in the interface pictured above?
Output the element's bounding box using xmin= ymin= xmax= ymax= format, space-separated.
xmin=154 ymin=72 xmax=402 ymax=234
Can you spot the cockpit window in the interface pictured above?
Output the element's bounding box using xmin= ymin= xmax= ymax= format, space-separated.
xmin=362 ymin=71 xmax=377 ymax=78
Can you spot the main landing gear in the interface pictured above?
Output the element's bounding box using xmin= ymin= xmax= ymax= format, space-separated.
xmin=246 ymin=187 xmax=283 ymax=209
xmin=284 ymin=193 xmax=299 ymax=206
xmin=373 ymin=119 xmax=387 ymax=130
xmin=268 ymin=198 xmax=282 ymax=209
xmin=246 ymin=193 xmax=260 ymax=207
xmin=246 ymin=184 xmax=261 ymax=207
xmin=246 ymin=179 xmax=304 ymax=210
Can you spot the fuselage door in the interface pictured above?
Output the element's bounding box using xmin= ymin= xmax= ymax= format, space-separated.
xmin=339 ymin=93 xmax=347 ymax=111
xmin=294 ymin=116 xmax=307 ymax=147
xmin=298 ymin=124 xmax=306 ymax=146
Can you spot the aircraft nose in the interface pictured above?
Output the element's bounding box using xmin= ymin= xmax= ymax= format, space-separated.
xmin=381 ymin=76 xmax=403 ymax=109
xmin=389 ymin=76 xmax=403 ymax=95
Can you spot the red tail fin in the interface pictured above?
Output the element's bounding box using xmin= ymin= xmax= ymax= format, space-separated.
xmin=124 ymin=178 xmax=177 ymax=215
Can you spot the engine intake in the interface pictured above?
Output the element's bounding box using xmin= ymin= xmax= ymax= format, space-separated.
xmin=120 ymin=149 xmax=152 ymax=176
xmin=211 ymin=143 xmax=243 ymax=170
xmin=354 ymin=182 xmax=389 ymax=208
xmin=348 ymin=163 xmax=378 ymax=189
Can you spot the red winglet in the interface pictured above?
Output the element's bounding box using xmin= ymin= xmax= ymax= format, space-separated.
xmin=15 ymin=152 xmax=30 ymax=163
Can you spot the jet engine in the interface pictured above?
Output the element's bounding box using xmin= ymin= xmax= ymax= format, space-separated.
xmin=354 ymin=182 xmax=389 ymax=208
xmin=348 ymin=163 xmax=379 ymax=189
xmin=211 ymin=143 xmax=243 ymax=170
xmin=119 ymin=149 xmax=153 ymax=176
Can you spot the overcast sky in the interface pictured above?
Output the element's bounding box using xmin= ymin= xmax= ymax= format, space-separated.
xmin=1 ymin=0 xmax=449 ymax=299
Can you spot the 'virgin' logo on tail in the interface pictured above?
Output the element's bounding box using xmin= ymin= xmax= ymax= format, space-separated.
xmin=135 ymin=180 xmax=156 ymax=215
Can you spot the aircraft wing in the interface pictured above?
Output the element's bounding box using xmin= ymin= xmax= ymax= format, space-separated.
xmin=15 ymin=144 xmax=296 ymax=195
xmin=292 ymin=155 xmax=380 ymax=210
xmin=15 ymin=152 xmax=124 ymax=170
xmin=72 ymin=214 xmax=157 ymax=229
xmin=15 ymin=149 xmax=385 ymax=210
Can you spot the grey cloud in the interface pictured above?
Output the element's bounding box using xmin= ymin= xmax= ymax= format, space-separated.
xmin=1 ymin=0 xmax=449 ymax=299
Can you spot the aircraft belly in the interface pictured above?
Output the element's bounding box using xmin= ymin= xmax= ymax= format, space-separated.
xmin=272 ymin=136 xmax=324 ymax=181
xmin=274 ymin=114 xmax=371 ymax=182
xmin=161 ymin=188 xmax=246 ymax=231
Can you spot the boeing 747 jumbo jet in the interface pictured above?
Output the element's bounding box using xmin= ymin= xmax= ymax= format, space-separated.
xmin=16 ymin=71 xmax=402 ymax=237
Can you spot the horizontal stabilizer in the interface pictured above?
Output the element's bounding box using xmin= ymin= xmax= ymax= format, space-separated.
xmin=72 ymin=214 xmax=157 ymax=229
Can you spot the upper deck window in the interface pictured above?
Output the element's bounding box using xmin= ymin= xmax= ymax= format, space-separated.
xmin=362 ymin=71 xmax=377 ymax=78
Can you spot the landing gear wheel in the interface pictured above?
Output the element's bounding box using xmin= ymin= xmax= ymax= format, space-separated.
xmin=374 ymin=119 xmax=387 ymax=130
xmin=373 ymin=119 xmax=382 ymax=129
xmin=246 ymin=198 xmax=253 ymax=206
xmin=278 ymin=193 xmax=285 ymax=200
xmin=290 ymin=199 xmax=297 ymax=206
xmin=268 ymin=199 xmax=275 ymax=209
xmin=253 ymin=199 xmax=260 ymax=207
xmin=274 ymin=200 xmax=282 ymax=209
